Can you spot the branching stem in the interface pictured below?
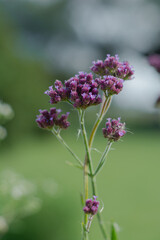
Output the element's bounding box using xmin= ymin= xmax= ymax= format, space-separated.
xmin=52 ymin=129 xmax=83 ymax=167
xmin=78 ymin=109 xmax=95 ymax=240
xmin=89 ymin=96 xmax=112 ymax=148
xmin=86 ymin=95 xmax=112 ymax=240
xmin=94 ymin=142 xmax=112 ymax=176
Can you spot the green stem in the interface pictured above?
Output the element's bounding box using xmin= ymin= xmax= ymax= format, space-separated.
xmin=67 ymin=99 xmax=74 ymax=106
xmin=79 ymin=95 xmax=112 ymax=240
xmin=78 ymin=109 xmax=94 ymax=240
xmin=104 ymin=96 xmax=112 ymax=115
xmin=79 ymin=110 xmax=94 ymax=177
xmin=96 ymin=213 xmax=108 ymax=239
xmin=86 ymin=215 xmax=93 ymax=232
xmin=51 ymin=129 xmax=83 ymax=167
xmin=87 ymin=96 xmax=112 ymax=240
xmin=83 ymin=154 xmax=89 ymax=239
xmin=90 ymin=175 xmax=108 ymax=240
xmin=94 ymin=142 xmax=112 ymax=176
xmin=89 ymin=96 xmax=111 ymax=148
xmin=79 ymin=108 xmax=108 ymax=240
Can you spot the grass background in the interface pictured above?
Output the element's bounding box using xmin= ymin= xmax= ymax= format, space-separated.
xmin=1 ymin=129 xmax=160 ymax=240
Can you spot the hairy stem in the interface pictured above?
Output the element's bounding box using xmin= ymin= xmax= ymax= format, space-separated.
xmin=52 ymin=129 xmax=83 ymax=167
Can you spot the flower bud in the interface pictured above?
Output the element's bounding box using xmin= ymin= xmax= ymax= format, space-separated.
xmin=102 ymin=118 xmax=126 ymax=142
xmin=83 ymin=196 xmax=99 ymax=215
xmin=36 ymin=108 xmax=70 ymax=130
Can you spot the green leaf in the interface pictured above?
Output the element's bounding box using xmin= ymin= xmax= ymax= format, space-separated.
xmin=111 ymin=222 xmax=120 ymax=240
xmin=65 ymin=161 xmax=83 ymax=170
xmin=80 ymin=193 xmax=84 ymax=206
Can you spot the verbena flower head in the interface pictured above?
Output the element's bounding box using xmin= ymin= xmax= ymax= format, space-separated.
xmin=65 ymin=72 xmax=102 ymax=108
xmin=96 ymin=76 xmax=124 ymax=96
xmin=91 ymin=54 xmax=134 ymax=80
xmin=148 ymin=54 xmax=160 ymax=73
xmin=102 ymin=118 xmax=126 ymax=142
xmin=45 ymin=80 xmax=67 ymax=104
xmin=45 ymin=72 xmax=102 ymax=109
xmin=83 ymin=196 xmax=99 ymax=215
xmin=36 ymin=108 xmax=70 ymax=129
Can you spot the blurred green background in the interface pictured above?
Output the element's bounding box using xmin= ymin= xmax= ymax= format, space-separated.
xmin=0 ymin=0 xmax=160 ymax=240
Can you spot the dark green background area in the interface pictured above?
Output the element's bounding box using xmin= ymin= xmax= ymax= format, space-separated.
xmin=1 ymin=131 xmax=160 ymax=240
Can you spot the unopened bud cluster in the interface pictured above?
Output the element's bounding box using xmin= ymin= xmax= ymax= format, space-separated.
xmin=103 ymin=118 xmax=126 ymax=142
xmin=91 ymin=54 xmax=134 ymax=80
xmin=36 ymin=108 xmax=70 ymax=129
xmin=44 ymin=54 xmax=134 ymax=110
xmin=83 ymin=196 xmax=99 ymax=215
xmin=96 ymin=76 xmax=123 ymax=96
xmin=45 ymin=72 xmax=102 ymax=109
xmin=91 ymin=54 xmax=134 ymax=97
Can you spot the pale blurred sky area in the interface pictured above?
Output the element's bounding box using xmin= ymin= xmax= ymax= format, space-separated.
xmin=1 ymin=0 xmax=160 ymax=113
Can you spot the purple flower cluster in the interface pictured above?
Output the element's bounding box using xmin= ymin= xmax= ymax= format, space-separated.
xmin=44 ymin=55 xmax=134 ymax=106
xmin=102 ymin=118 xmax=126 ymax=142
xmin=36 ymin=108 xmax=70 ymax=129
xmin=96 ymin=76 xmax=124 ymax=96
xmin=45 ymin=80 xmax=67 ymax=104
xmin=148 ymin=54 xmax=160 ymax=73
xmin=83 ymin=196 xmax=99 ymax=215
xmin=91 ymin=54 xmax=134 ymax=80
xmin=45 ymin=72 xmax=102 ymax=109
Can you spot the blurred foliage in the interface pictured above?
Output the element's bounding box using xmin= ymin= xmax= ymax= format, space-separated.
xmin=0 ymin=101 xmax=14 ymax=140
xmin=0 ymin=101 xmax=14 ymax=124
xmin=0 ymin=170 xmax=42 ymax=239
xmin=0 ymin=9 xmax=51 ymax=139
xmin=0 ymin=126 xmax=7 ymax=141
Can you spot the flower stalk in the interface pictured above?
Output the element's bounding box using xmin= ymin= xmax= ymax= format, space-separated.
xmin=89 ymin=96 xmax=112 ymax=148
xmin=36 ymin=53 xmax=134 ymax=240
xmin=94 ymin=142 xmax=112 ymax=176
xmin=79 ymin=109 xmax=95 ymax=240
xmin=86 ymin=96 xmax=112 ymax=240
xmin=52 ymin=128 xmax=83 ymax=167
